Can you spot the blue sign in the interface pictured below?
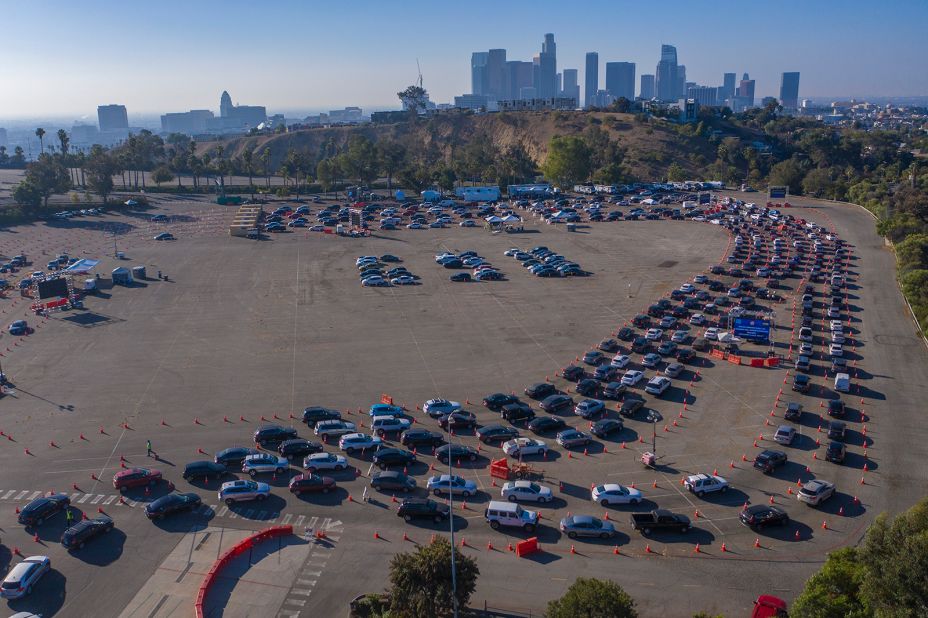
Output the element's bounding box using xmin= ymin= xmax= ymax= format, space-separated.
xmin=733 ymin=318 xmax=771 ymax=340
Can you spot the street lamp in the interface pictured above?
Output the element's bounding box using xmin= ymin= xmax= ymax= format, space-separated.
xmin=443 ymin=420 xmax=459 ymax=618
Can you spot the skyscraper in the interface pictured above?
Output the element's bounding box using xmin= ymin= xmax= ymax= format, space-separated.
xmin=97 ymin=104 xmax=128 ymax=132
xmin=779 ymin=72 xmax=800 ymax=109
xmin=687 ymin=86 xmax=718 ymax=107
xmin=640 ymin=74 xmax=655 ymax=100
xmin=584 ymin=52 xmax=599 ymax=108
xmin=676 ymin=65 xmax=687 ymax=100
xmin=605 ymin=62 xmax=635 ymax=101
xmin=721 ymin=73 xmax=736 ymax=104
xmin=736 ymin=73 xmax=756 ymax=111
xmin=505 ymin=61 xmax=534 ymax=100
xmin=471 ymin=52 xmax=489 ymax=96
xmin=561 ymin=69 xmax=580 ymax=105
xmin=536 ymin=33 xmax=557 ymax=98
xmin=655 ymin=44 xmax=678 ymax=101
xmin=486 ymin=49 xmax=507 ymax=100
xmin=220 ymin=91 xmax=233 ymax=118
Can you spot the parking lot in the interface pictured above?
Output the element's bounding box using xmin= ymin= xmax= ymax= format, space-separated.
xmin=0 ymin=189 xmax=925 ymax=617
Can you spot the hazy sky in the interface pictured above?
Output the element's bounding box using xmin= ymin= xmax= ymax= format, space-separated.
xmin=2 ymin=0 xmax=926 ymax=119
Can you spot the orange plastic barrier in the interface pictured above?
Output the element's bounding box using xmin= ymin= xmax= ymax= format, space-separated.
xmin=516 ymin=536 xmax=539 ymax=557
xmin=195 ymin=525 xmax=293 ymax=618
xmin=380 ymin=393 xmax=393 ymax=405
xmin=750 ymin=358 xmax=765 ymax=367
xmin=710 ymin=349 xmax=726 ymax=359
xmin=490 ymin=458 xmax=510 ymax=480
xmin=727 ymin=354 xmax=741 ymax=365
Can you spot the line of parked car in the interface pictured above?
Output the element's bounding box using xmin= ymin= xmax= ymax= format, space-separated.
xmin=357 ymin=254 xmax=420 ymax=287
xmin=504 ymin=246 xmax=587 ymax=278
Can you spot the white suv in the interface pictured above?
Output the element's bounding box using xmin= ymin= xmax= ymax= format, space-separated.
xmin=371 ymin=415 xmax=411 ymax=436
xmin=684 ymin=474 xmax=729 ymax=498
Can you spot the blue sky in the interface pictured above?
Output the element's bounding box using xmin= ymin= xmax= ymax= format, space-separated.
xmin=1 ymin=0 xmax=926 ymax=119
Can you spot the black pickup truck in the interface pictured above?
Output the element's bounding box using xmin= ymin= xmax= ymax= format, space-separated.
xmin=630 ymin=509 xmax=691 ymax=535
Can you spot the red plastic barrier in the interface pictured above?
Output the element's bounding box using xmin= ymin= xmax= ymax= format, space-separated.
xmin=766 ymin=357 xmax=780 ymax=367
xmin=516 ymin=536 xmax=539 ymax=557
xmin=750 ymin=358 xmax=765 ymax=367
xmin=195 ymin=525 xmax=293 ymax=618
xmin=710 ymin=349 xmax=726 ymax=359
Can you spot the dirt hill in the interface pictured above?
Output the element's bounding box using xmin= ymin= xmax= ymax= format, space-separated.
xmin=199 ymin=110 xmax=725 ymax=181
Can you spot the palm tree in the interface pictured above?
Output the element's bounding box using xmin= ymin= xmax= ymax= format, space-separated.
xmin=35 ymin=128 xmax=45 ymax=159
xmin=215 ymin=145 xmax=225 ymax=190
xmin=261 ymin=147 xmax=271 ymax=189
xmin=242 ymin=146 xmax=255 ymax=199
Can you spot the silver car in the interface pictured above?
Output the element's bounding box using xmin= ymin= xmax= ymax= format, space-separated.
xmin=314 ymin=420 xmax=357 ymax=438
xmin=242 ymin=453 xmax=289 ymax=477
xmin=773 ymin=425 xmax=796 ymax=445
xmin=303 ymin=452 xmax=348 ymax=472
xmin=218 ymin=480 xmax=271 ymax=504
xmin=559 ymin=515 xmax=617 ymax=539
xmin=1 ymin=555 xmax=51 ymax=599
xmin=426 ymin=474 xmax=477 ymax=498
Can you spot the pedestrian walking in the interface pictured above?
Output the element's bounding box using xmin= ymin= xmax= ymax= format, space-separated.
xmin=147 ymin=439 xmax=153 ymax=457
xmin=157 ymin=270 xmax=162 ymax=280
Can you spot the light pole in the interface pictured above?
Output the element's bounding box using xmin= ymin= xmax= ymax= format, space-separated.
xmin=444 ymin=421 xmax=459 ymax=618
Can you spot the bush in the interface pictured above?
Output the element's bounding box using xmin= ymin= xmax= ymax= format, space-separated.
xmin=547 ymin=577 xmax=637 ymax=618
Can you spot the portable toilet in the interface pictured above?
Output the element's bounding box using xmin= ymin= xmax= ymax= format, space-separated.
xmin=132 ymin=266 xmax=146 ymax=280
xmin=111 ymin=267 xmax=133 ymax=286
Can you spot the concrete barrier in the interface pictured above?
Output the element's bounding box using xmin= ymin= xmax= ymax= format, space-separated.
xmin=195 ymin=525 xmax=293 ymax=618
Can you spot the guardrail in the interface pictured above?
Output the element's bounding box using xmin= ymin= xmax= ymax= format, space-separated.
xmin=195 ymin=525 xmax=293 ymax=618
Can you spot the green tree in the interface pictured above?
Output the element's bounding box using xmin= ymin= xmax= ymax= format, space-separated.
xmin=260 ymin=147 xmax=272 ymax=189
xmin=22 ymin=154 xmax=71 ymax=207
xmin=859 ymin=498 xmax=928 ymax=616
xmin=768 ymin=158 xmax=806 ymax=195
xmin=12 ymin=181 xmax=42 ymax=210
xmin=316 ymin=159 xmax=336 ymax=194
xmin=792 ymin=547 xmax=870 ymax=618
xmin=397 ymin=85 xmax=429 ymax=114
xmin=343 ymin=135 xmax=378 ymax=184
xmin=546 ymin=577 xmax=638 ymax=618
xmin=84 ymin=145 xmax=119 ymax=203
xmin=542 ymin=135 xmax=592 ymax=188
xmin=803 ymin=167 xmax=836 ymax=198
xmin=388 ymin=537 xmax=478 ymax=618
xmin=151 ymin=165 xmax=174 ymax=186
xmin=666 ymin=162 xmax=686 ymax=182
xmin=242 ymin=144 xmax=256 ymax=197
xmin=377 ymin=140 xmax=407 ymax=193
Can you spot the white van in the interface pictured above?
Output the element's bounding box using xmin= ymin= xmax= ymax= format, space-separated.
xmin=834 ymin=372 xmax=850 ymax=393
xmin=485 ymin=500 xmax=538 ymax=532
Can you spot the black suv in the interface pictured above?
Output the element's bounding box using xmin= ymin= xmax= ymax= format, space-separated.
xmin=540 ymin=393 xmax=573 ymax=413
xmin=182 ymin=460 xmax=228 ymax=480
xmin=619 ymin=396 xmax=645 ymax=417
xmin=739 ymin=505 xmax=789 ymax=529
xmin=617 ymin=327 xmax=635 ymax=341
xmin=576 ymin=378 xmax=601 ymax=397
xmin=400 ymin=429 xmax=445 ymax=448
xmin=18 ymin=493 xmax=70 ymax=526
xmin=753 ymin=449 xmax=788 ymax=473
xmin=525 ymin=383 xmax=557 ymax=400
xmin=254 ymin=425 xmax=299 ymax=447
xmin=501 ymin=402 xmax=535 ymax=423
xmin=561 ymin=365 xmax=585 ymax=382
xmin=372 ymin=447 xmax=417 ymax=469
xmin=397 ymin=498 xmax=450 ymax=523
xmin=302 ymin=407 xmax=341 ymax=426
xmin=784 ymin=402 xmax=803 ymax=422
xmin=278 ymin=438 xmax=324 ymax=459
xmin=61 ymin=515 xmax=114 ymax=549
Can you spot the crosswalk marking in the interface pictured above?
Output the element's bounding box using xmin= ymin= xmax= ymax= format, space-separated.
xmin=78 ymin=493 xmax=92 ymax=503
xmin=27 ymin=491 xmax=41 ymax=500
xmin=2 ymin=490 xmax=16 ymax=500
xmin=91 ymin=494 xmax=104 ymax=504
xmin=103 ymin=495 xmax=116 ymax=505
xmin=281 ymin=514 xmax=292 ymax=525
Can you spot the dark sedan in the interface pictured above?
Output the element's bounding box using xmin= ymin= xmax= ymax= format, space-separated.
xmin=540 ymin=393 xmax=573 ymax=413
xmin=561 ymin=366 xmax=585 ymax=382
xmin=753 ymin=449 xmax=788 ymax=473
xmin=370 ymin=471 xmax=417 ymax=492
xmin=18 ymin=493 xmax=70 ymax=526
xmin=528 ymin=416 xmax=567 ymax=434
xmin=372 ymin=447 xmax=417 ymax=469
xmin=438 ymin=411 xmax=477 ymax=430
xmin=182 ymin=460 xmax=228 ymax=481
xmin=61 ymin=515 xmax=114 ymax=550
xmin=302 ymin=406 xmax=342 ymax=426
xmin=435 ymin=444 xmax=478 ymax=464
xmin=525 ymin=382 xmax=557 ymax=400
xmin=288 ymin=473 xmax=336 ymax=495
xmin=476 ymin=424 xmax=519 ymax=443
xmin=144 ymin=492 xmax=202 ymax=520
xmin=397 ymin=498 xmax=450 ymax=523
xmin=591 ymin=418 xmax=624 ymax=438
xmin=253 ymin=424 xmax=299 ymax=447
xmin=215 ymin=447 xmax=261 ymax=467
xmin=483 ymin=393 xmax=519 ymax=411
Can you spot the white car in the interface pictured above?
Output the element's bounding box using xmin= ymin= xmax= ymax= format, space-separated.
xmin=314 ymin=420 xmax=356 ymax=437
xmin=704 ymin=327 xmax=720 ymax=341
xmin=798 ymin=479 xmax=836 ymax=506
xmin=361 ymin=277 xmax=388 ymax=287
xmin=679 ymin=283 xmax=695 ymax=294
xmin=621 ymin=370 xmax=644 ymax=386
xmin=218 ymin=479 xmax=271 ymax=503
xmin=645 ymin=328 xmax=663 ymax=341
xmin=427 ymin=474 xmax=477 ymax=497
xmin=303 ymin=452 xmax=348 ymax=472
xmin=355 ymin=256 xmax=378 ymax=266
xmin=689 ymin=313 xmax=706 ymax=326
xmin=0 ymin=555 xmax=50 ymax=599
xmin=829 ymin=343 xmax=844 ymax=357
xmin=459 ymin=220 xmax=476 ymax=227
xmin=591 ymin=484 xmax=642 ymax=505
xmin=502 ymin=437 xmax=548 ymax=458
xmin=610 ymin=354 xmax=631 ymax=368
xmin=831 ymin=333 xmax=846 ymax=345
xmin=644 ymin=376 xmax=671 ymax=396
xmin=684 ymin=473 xmax=729 ymax=497
xmin=423 ymin=399 xmax=461 ymax=417
xmin=830 ymin=320 xmax=844 ymax=332
xmin=435 ymin=252 xmax=455 ymax=262
xmin=391 ymin=276 xmax=416 ymax=285
xmin=338 ymin=433 xmax=383 ymax=454
xmin=500 ymin=480 xmax=553 ymax=503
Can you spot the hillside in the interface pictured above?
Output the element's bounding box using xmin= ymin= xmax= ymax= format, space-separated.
xmin=198 ymin=110 xmax=727 ymax=183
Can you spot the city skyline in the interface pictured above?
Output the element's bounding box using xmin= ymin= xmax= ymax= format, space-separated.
xmin=1 ymin=0 xmax=927 ymax=120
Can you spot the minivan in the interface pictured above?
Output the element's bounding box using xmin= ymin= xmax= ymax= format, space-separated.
xmin=485 ymin=500 xmax=538 ymax=532
xmin=834 ymin=372 xmax=850 ymax=393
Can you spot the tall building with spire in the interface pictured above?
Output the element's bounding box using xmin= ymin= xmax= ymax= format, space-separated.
xmin=655 ymin=44 xmax=679 ymax=101
xmin=220 ymin=91 xmax=233 ymax=118
xmin=535 ymin=33 xmax=557 ymax=98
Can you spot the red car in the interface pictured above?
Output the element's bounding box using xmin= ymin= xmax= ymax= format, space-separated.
xmin=288 ymin=473 xmax=336 ymax=495
xmin=752 ymin=595 xmax=787 ymax=618
xmin=113 ymin=467 xmax=162 ymax=490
